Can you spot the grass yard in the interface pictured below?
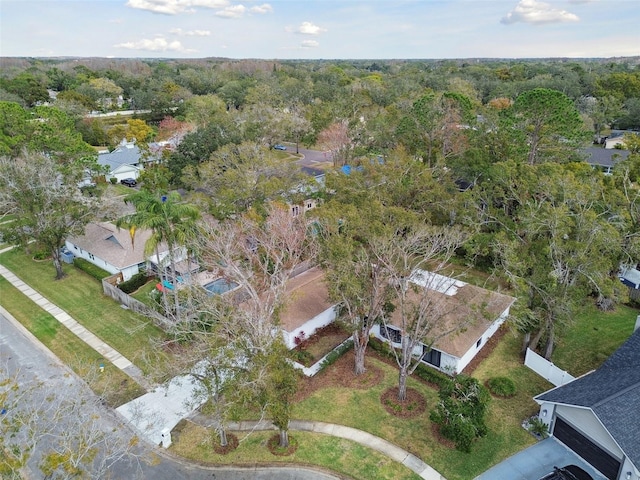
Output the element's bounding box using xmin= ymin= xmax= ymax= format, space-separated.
xmin=0 ymin=248 xmax=168 ymax=375
xmin=129 ymin=278 xmax=160 ymax=307
xmin=0 ymin=277 xmax=145 ymax=407
xmin=171 ymin=425 xmax=420 ymax=480
xmin=551 ymin=303 xmax=638 ymax=376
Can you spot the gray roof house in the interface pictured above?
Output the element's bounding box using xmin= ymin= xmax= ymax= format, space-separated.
xmin=98 ymin=141 xmax=161 ymax=183
xmin=583 ymin=147 xmax=630 ymax=175
xmin=535 ymin=327 xmax=640 ymax=480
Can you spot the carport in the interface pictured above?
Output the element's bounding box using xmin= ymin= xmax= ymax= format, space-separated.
xmin=474 ymin=437 xmax=607 ymax=480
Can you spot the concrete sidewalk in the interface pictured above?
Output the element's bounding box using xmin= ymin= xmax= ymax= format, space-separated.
xmin=190 ymin=414 xmax=448 ymax=480
xmin=0 ymin=264 xmax=148 ymax=389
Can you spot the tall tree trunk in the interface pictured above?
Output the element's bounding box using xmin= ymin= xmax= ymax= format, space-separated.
xmin=51 ymin=246 xmax=65 ymax=280
xmin=521 ymin=331 xmax=531 ymax=356
xmin=279 ymin=428 xmax=289 ymax=448
xmin=352 ymin=331 xmax=368 ymax=375
xmin=156 ymin=245 xmax=170 ymax=317
xmin=218 ymin=428 xmax=228 ymax=448
xmin=397 ymin=368 xmax=408 ymax=401
xmin=543 ymin=325 xmax=555 ymax=360
xmin=530 ymin=328 xmax=544 ymax=353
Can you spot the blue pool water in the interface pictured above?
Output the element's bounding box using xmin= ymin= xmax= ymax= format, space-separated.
xmin=204 ymin=278 xmax=238 ymax=295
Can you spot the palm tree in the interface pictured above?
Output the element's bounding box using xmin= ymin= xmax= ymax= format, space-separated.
xmin=117 ymin=190 xmax=200 ymax=321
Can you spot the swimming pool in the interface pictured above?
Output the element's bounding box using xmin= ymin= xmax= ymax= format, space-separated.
xmin=203 ymin=278 xmax=238 ymax=295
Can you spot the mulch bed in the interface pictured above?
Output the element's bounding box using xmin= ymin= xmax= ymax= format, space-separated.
xmin=266 ymin=434 xmax=299 ymax=456
xmin=294 ymin=351 xmax=384 ymax=402
xmin=212 ymin=432 xmax=239 ymax=454
xmin=380 ymin=386 xmax=426 ymax=418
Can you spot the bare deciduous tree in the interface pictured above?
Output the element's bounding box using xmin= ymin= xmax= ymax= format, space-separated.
xmin=371 ymin=225 xmax=469 ymax=401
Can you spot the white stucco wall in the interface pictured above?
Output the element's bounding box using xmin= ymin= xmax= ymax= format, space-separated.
xmin=456 ymin=307 xmax=510 ymax=373
xmin=283 ymin=306 xmax=337 ymax=350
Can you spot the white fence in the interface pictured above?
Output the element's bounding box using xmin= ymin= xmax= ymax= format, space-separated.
xmin=524 ymin=348 xmax=575 ymax=387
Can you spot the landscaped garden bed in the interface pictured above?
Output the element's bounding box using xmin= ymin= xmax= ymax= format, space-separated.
xmin=292 ymin=323 xmax=351 ymax=367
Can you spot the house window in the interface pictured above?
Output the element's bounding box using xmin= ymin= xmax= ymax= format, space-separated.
xmin=422 ymin=346 xmax=441 ymax=367
xmin=291 ymin=205 xmax=300 ymax=217
xmin=380 ymin=325 xmax=401 ymax=343
xmin=476 ymin=338 xmax=482 ymax=348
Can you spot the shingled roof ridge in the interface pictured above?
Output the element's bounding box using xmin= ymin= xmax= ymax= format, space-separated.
xmin=592 ymin=377 xmax=640 ymax=409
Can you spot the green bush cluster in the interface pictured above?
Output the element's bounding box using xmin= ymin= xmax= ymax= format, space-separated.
xmin=294 ymin=349 xmax=315 ymax=366
xmin=368 ymin=338 xmax=451 ymax=388
xmin=117 ymin=272 xmax=149 ymax=294
xmin=429 ymin=375 xmax=490 ymax=453
xmin=486 ymin=376 xmax=517 ymax=397
xmin=73 ymin=258 xmax=111 ymax=281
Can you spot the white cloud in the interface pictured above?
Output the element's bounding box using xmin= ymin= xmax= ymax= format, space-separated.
xmin=170 ymin=28 xmax=211 ymax=36
xmin=126 ymin=0 xmax=228 ymax=15
xmin=249 ymin=3 xmax=273 ymax=14
xmin=301 ymin=40 xmax=319 ymax=48
xmin=501 ymin=0 xmax=579 ymax=25
xmin=215 ymin=4 xmax=246 ymax=18
xmin=295 ymin=21 xmax=327 ymax=35
xmin=114 ymin=37 xmax=194 ymax=52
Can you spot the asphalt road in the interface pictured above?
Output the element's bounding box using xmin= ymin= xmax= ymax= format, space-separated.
xmin=0 ymin=311 xmax=344 ymax=480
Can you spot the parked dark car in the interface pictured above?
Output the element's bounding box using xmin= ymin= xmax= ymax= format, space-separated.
xmin=540 ymin=465 xmax=594 ymax=480
xmin=273 ymin=144 xmax=287 ymax=151
xmin=120 ymin=178 xmax=137 ymax=187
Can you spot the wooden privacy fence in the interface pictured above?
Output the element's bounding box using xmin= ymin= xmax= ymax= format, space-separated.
xmin=102 ymin=274 xmax=172 ymax=329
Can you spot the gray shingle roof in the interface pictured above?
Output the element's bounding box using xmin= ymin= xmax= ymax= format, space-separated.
xmin=536 ymin=328 xmax=640 ymax=470
xmin=583 ymin=147 xmax=630 ymax=168
xmin=98 ymin=143 xmax=144 ymax=172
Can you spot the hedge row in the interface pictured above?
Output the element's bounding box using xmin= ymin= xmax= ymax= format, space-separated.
xmin=73 ymin=258 xmax=111 ymax=281
xmin=368 ymin=337 xmax=451 ymax=388
xmin=118 ymin=272 xmax=148 ymax=294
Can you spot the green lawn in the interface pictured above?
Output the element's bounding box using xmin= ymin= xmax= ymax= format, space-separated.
xmin=551 ymin=303 xmax=638 ymax=376
xmin=0 ymin=277 xmax=145 ymax=407
xmin=0 ymin=248 xmax=168 ymax=375
xmin=172 ymin=426 xmax=420 ymax=480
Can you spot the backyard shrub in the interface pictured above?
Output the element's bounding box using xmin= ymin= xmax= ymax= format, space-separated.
xmin=33 ymin=249 xmax=51 ymax=260
xmin=487 ymin=376 xmax=517 ymax=397
xmin=73 ymin=258 xmax=111 ymax=281
xmin=118 ymin=272 xmax=149 ymax=294
xmin=429 ymin=375 xmax=490 ymax=453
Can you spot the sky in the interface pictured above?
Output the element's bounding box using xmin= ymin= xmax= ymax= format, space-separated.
xmin=1 ymin=0 xmax=639 ymax=59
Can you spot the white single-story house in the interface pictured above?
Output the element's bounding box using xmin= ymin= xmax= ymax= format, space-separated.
xmin=66 ymin=222 xmax=158 ymax=281
xmin=535 ymin=327 xmax=640 ymax=480
xmin=279 ymin=267 xmax=337 ymax=349
xmin=372 ymin=269 xmax=515 ymax=374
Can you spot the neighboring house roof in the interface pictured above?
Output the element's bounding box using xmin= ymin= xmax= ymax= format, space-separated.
xmin=386 ymin=270 xmax=515 ymax=357
xmin=280 ymin=267 xmax=332 ymax=332
xmin=583 ymin=147 xmax=630 ymax=169
xmin=536 ymin=328 xmax=640 ymax=471
xmin=68 ymin=222 xmax=154 ymax=269
xmin=98 ymin=142 xmax=145 ymax=173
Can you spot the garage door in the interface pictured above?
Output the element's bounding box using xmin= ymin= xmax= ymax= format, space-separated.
xmin=553 ymin=417 xmax=621 ymax=480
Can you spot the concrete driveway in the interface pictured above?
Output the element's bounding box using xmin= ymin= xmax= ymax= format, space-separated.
xmin=474 ymin=438 xmax=606 ymax=480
